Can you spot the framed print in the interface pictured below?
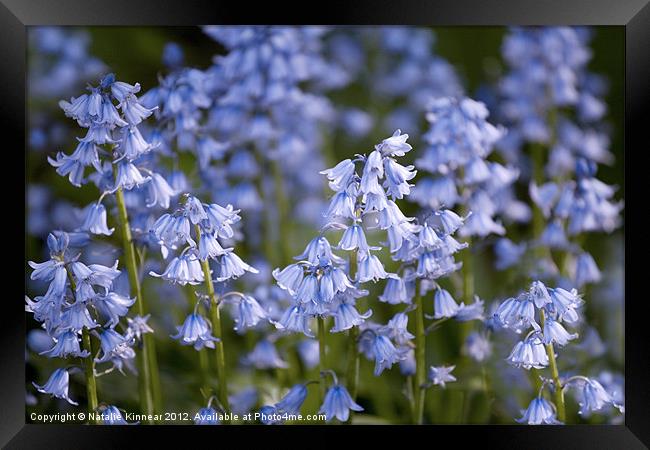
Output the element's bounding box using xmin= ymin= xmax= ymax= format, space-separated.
xmin=2 ymin=0 xmax=649 ymax=447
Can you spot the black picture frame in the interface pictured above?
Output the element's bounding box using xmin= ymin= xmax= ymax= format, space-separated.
xmin=3 ymin=0 xmax=648 ymax=447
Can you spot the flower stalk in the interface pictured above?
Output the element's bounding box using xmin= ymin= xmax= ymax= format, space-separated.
xmin=114 ymin=185 xmax=158 ymax=422
xmin=412 ymin=279 xmax=426 ymax=424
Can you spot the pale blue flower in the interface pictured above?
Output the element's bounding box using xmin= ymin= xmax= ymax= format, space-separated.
xmin=330 ymin=302 xmax=372 ymax=333
xmin=574 ymin=251 xmax=601 ymax=287
xmin=433 ymin=288 xmax=459 ymax=319
xmin=517 ymin=397 xmax=561 ymax=424
xmin=149 ymin=253 xmax=205 ymax=285
xmin=40 ymin=330 xmax=89 ymax=358
xmin=216 ymin=251 xmax=259 ymax=281
xmin=234 ymin=295 xmax=268 ymax=332
xmin=273 ymin=264 xmax=305 ymax=296
xmin=195 ymin=407 xmax=220 ymax=425
xmin=575 ymin=378 xmax=619 ymax=416
xmin=319 ymin=384 xmax=363 ymax=422
xmin=33 ymin=368 xmax=77 ymax=405
xmin=506 ymin=335 xmax=549 ymax=369
xmin=428 ymin=365 xmax=456 ymax=388
xmin=171 ymin=313 xmax=219 ymax=350
xmin=95 ymin=328 xmax=136 ymax=373
xmin=297 ymin=339 xmax=319 ymax=369
xmin=542 ymin=316 xmax=578 ymax=346
xmin=356 ymin=253 xmax=388 ymax=283
xmin=275 ymin=384 xmax=308 ymax=415
xmin=379 ymin=275 xmax=410 ymax=304
xmin=94 ymin=292 xmax=136 ymax=327
xmin=100 ymin=405 xmax=131 ymax=425
xmin=244 ymin=340 xmax=288 ymax=369
xmin=79 ymin=202 xmax=114 ymax=236
xmin=370 ymin=333 xmax=404 ymax=375
xmin=464 ymin=332 xmax=492 ymax=362
xmin=273 ymin=305 xmax=314 ymax=337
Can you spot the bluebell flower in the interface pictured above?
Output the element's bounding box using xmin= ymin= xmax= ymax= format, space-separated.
xmin=216 ymin=251 xmax=259 ymax=281
xmin=100 ymin=405 xmax=131 ymax=425
xmin=463 ymin=332 xmax=492 ymax=362
xmin=149 ymin=253 xmax=205 ymax=285
xmin=40 ymin=330 xmax=89 ymax=358
xmin=330 ymin=301 xmax=372 ymax=333
xmin=338 ymin=224 xmax=371 ymax=253
xmin=258 ymin=405 xmax=281 ymax=425
xmin=379 ymin=275 xmax=410 ymax=304
xmin=125 ymin=314 xmax=154 ymax=341
xmin=297 ymin=339 xmax=319 ymax=369
xmin=493 ymin=295 xmax=539 ymax=333
xmin=233 ymin=295 xmax=268 ymax=331
xmin=428 ymin=365 xmax=457 ymax=388
xmin=171 ymin=313 xmax=219 ymax=350
xmin=229 ymin=387 xmax=258 ymax=416
xmin=506 ymin=335 xmax=549 ymax=369
xmin=548 ymin=287 xmax=583 ymax=323
xmin=369 ymin=333 xmax=404 ymax=376
xmin=319 ymin=384 xmax=363 ymax=422
xmin=95 ymin=328 xmax=136 ymax=373
xmin=494 ymin=238 xmax=526 ymax=270
xmin=380 ymin=312 xmax=415 ymax=345
xmin=94 ymin=292 xmax=136 ymax=327
xmin=574 ymin=251 xmax=601 ymax=287
xmin=275 ymin=384 xmax=308 ymax=415
xmin=272 ymin=263 xmax=305 ymax=296
xmin=33 ymin=368 xmax=77 ymax=405
xmin=198 ymin=231 xmax=226 ymax=260
xmin=542 ymin=316 xmax=578 ymax=346
xmin=356 ymin=253 xmax=388 ymax=283
xmin=433 ymin=288 xmax=460 ymax=319
xmin=60 ymin=301 xmax=99 ymax=332
xmin=320 ymin=159 xmax=356 ymax=192
xmin=146 ymin=172 xmax=178 ymax=209
xmin=454 ymin=297 xmax=485 ymax=322
xmin=273 ymin=305 xmax=314 ymax=337
xmin=399 ymin=348 xmax=416 ymax=376
xmin=244 ymin=340 xmax=288 ymax=369
xmin=112 ymin=161 xmax=150 ymax=192
xmin=79 ymin=202 xmax=114 ymax=236
xmin=517 ymin=397 xmax=561 ymax=424
xmin=151 ymin=213 xmax=194 ymax=250
xmin=575 ymin=378 xmax=619 ymax=416
xmin=195 ymin=407 xmax=220 ymax=425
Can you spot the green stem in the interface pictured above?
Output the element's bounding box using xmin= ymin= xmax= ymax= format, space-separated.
xmin=114 ymin=186 xmax=157 ymax=422
xmin=65 ymin=268 xmax=99 ymax=423
xmin=345 ymin=250 xmax=360 ymax=405
xmin=194 ymin=225 xmax=231 ymax=418
xmin=540 ymin=309 xmax=566 ymax=422
xmin=412 ymin=280 xmax=426 ymax=424
xmin=317 ymin=316 xmax=327 ymax=404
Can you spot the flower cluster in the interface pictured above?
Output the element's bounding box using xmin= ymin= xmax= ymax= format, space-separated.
xmin=27 ymin=231 xmax=148 ymax=404
xmin=150 ymin=194 xmax=262 ymax=348
xmin=493 ymin=280 xmax=622 ymax=424
xmin=412 ymin=96 xmax=525 ymax=237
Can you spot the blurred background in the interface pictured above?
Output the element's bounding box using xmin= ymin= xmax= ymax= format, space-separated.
xmin=26 ymin=26 xmax=624 ymax=424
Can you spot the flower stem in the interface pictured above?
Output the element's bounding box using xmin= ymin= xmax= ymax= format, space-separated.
xmin=345 ymin=250 xmax=360 ymax=409
xmin=412 ymin=279 xmax=426 ymax=424
xmin=65 ymin=268 xmax=99 ymax=423
xmin=114 ymin=185 xmax=158 ymax=422
xmin=539 ymin=309 xmax=566 ymax=422
xmin=194 ymin=225 xmax=231 ymax=419
xmin=81 ymin=328 xmax=99 ymax=423
xmin=317 ymin=315 xmax=327 ymax=404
